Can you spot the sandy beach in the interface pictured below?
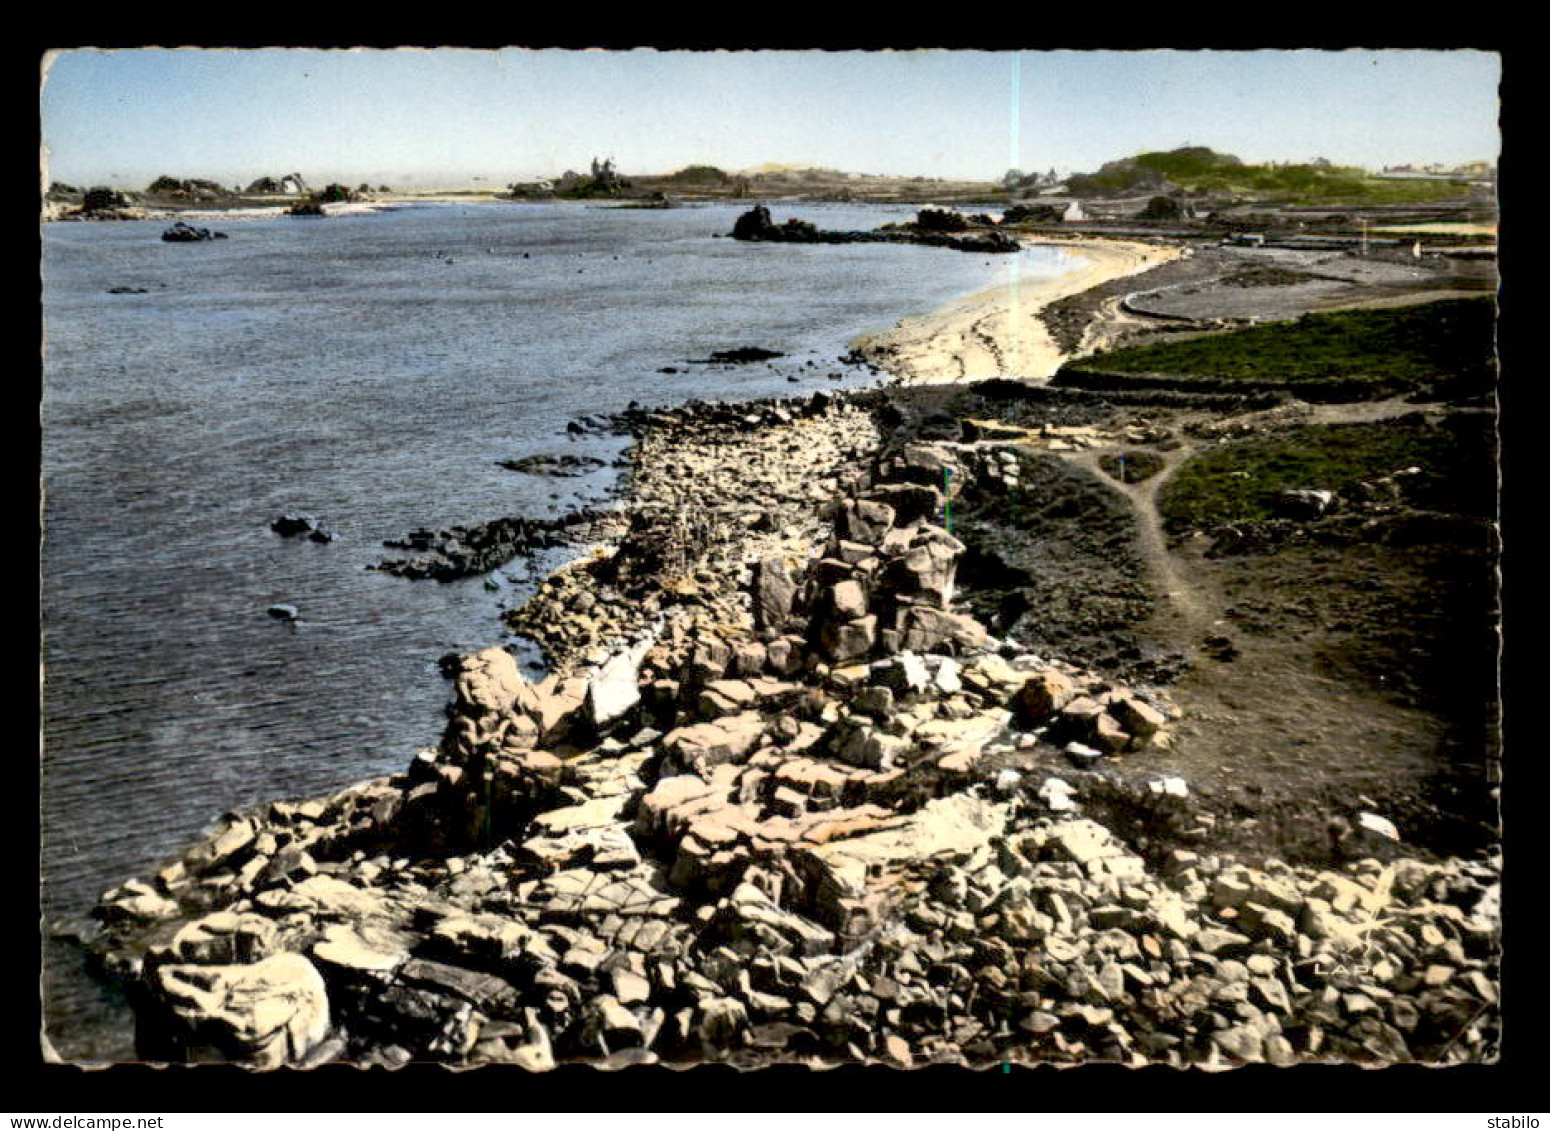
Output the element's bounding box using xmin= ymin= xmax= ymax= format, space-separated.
xmin=857 ymin=237 xmax=1185 ymax=384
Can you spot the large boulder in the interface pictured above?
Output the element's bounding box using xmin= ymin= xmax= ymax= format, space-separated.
xmin=830 ymin=716 xmax=910 ymax=770
xmin=897 ymin=605 xmax=986 ymax=654
xmin=1013 ymin=670 xmax=1079 ymax=723
xmin=166 ymin=912 xmax=279 ymax=965
xmin=517 ymin=673 xmax=590 ymax=745
xmin=583 ymin=637 xmax=652 ymax=733
xmin=148 ymin=952 xmax=330 ymax=1066
xmin=1275 ymin=488 xmax=1335 ymax=520
xmin=449 ymin=647 xmax=525 ymax=722
xmin=662 ymin=713 xmax=767 ymax=777
xmin=751 ymin=556 xmax=801 ymax=633
xmin=1108 ymin=693 xmax=1167 ymax=741
xmin=836 ymin=499 xmax=897 ymax=544
xmin=872 ymin=652 xmax=932 ymax=697
xmin=796 ymin=794 xmax=1008 ymax=931
xmin=827 ymin=579 xmax=869 ymax=620
xmin=161 ymin=221 xmax=225 ymax=242
xmin=820 ymin=614 xmax=877 ymax=664
xmin=885 ymin=530 xmax=963 ymax=607
xmin=731 ymin=206 xmax=778 ymax=240
xmin=864 ymin=483 xmax=943 ymax=526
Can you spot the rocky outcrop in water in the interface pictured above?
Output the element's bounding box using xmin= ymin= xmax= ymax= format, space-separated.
xmin=499 ymin=454 xmax=610 ymax=477
xmin=161 ymin=222 xmax=227 ymax=243
xmin=730 ymin=207 xmax=1020 ymax=255
xmin=372 ymin=507 xmax=621 ymax=582
xmin=271 ymin=513 xmax=337 ymax=543
xmin=701 ymin=347 xmax=786 ymax=365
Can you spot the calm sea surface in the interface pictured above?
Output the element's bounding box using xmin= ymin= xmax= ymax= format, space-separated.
xmin=40 ymin=200 xmax=1076 ymax=1060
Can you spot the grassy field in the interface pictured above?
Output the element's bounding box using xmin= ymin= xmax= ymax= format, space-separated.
xmin=1072 ymin=298 xmax=1496 ymax=401
xmin=1212 ymin=173 xmax=1472 ymax=207
xmin=1157 ymin=415 xmax=1495 ymax=533
xmin=1097 ymin=449 xmax=1167 ymax=483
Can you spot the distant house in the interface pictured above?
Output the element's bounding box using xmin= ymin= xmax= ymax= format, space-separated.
xmin=1062 ymin=201 xmax=1087 ymax=223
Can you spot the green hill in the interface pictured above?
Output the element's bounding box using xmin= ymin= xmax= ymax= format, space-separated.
xmin=661 ymin=165 xmax=732 ymax=185
xmin=1133 ymin=146 xmax=1244 ymax=181
xmin=1065 ymin=146 xmax=1471 ymax=204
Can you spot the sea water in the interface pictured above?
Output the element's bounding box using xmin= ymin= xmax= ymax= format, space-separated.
xmin=40 ymin=200 xmax=1076 ymax=1059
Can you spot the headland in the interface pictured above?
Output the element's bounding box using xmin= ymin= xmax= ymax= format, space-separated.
xmin=55 ymin=174 xmax=1502 ymax=1071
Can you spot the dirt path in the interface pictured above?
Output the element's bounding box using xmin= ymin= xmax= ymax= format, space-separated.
xmin=1306 ymin=396 xmax=1446 ymax=425
xmin=977 ymin=398 xmax=1493 ymax=863
xmin=1072 ymin=293 xmax=1183 ymax=359
xmin=1062 ymin=443 xmax=1217 ymax=645
xmin=980 ymin=394 xmax=1458 ymax=662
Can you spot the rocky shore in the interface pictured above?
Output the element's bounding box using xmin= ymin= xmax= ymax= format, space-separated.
xmin=88 ymin=348 xmax=1501 ymax=1067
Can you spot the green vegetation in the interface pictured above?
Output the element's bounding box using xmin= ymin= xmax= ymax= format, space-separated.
xmin=1188 ymin=162 xmax=1467 ymax=205
xmin=1066 ymin=146 xmax=1473 ymax=205
xmin=662 ymin=165 xmax=731 ymax=184
xmin=1076 ymin=298 xmax=1495 ymax=400
xmin=81 ymin=186 xmax=131 ymax=212
xmin=1157 ymin=416 xmax=1493 ymax=533
xmin=1097 ymin=450 xmax=1166 ymax=484
xmin=1065 ymin=161 xmax=1167 ymax=198
xmin=557 ymin=158 xmax=632 ymax=199
xmin=146 ymin=175 xmax=230 ymax=198
xmin=1133 ymin=147 xmax=1244 ymax=181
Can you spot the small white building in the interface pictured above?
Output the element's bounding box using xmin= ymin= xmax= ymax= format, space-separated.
xmin=1062 ymin=201 xmax=1087 ymax=223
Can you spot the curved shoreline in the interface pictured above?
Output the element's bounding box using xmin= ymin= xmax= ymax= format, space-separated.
xmin=59 ymin=212 xmax=1499 ymax=1068
xmin=856 ymin=237 xmax=1186 ymax=384
xmin=72 ymin=226 xmax=1501 ymax=1068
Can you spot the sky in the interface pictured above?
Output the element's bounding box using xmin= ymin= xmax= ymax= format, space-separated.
xmin=38 ymin=48 xmax=1502 ymax=189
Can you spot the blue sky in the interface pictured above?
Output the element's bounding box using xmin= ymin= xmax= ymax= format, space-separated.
xmin=39 ymin=48 xmax=1501 ymax=189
